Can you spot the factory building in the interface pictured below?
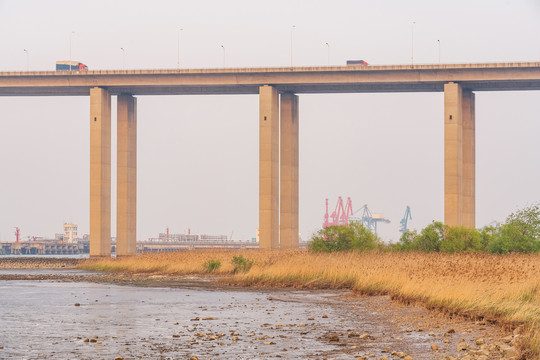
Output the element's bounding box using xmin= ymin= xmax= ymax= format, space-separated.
xmin=63 ymin=223 xmax=78 ymax=243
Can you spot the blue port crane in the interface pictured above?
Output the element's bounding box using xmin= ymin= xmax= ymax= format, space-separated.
xmin=349 ymin=204 xmax=390 ymax=234
xmin=399 ymin=206 xmax=412 ymax=234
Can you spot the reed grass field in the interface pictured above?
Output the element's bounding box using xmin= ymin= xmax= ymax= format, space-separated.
xmin=79 ymin=250 xmax=540 ymax=357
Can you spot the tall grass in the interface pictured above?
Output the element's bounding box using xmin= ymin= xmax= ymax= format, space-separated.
xmin=79 ymin=250 xmax=540 ymax=356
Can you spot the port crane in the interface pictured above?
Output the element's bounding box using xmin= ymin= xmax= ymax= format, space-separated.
xmin=324 ymin=197 xmax=390 ymax=234
xmin=350 ymin=205 xmax=390 ymax=234
xmin=399 ymin=206 xmax=412 ymax=234
xmin=323 ymin=197 xmax=353 ymax=228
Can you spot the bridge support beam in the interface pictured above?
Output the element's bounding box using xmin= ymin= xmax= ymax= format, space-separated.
xmin=280 ymin=93 xmax=299 ymax=248
xmin=90 ymin=87 xmax=111 ymax=257
xmin=444 ymin=82 xmax=475 ymax=227
xmin=117 ymin=94 xmax=137 ymax=256
xmin=259 ymin=85 xmax=280 ymax=249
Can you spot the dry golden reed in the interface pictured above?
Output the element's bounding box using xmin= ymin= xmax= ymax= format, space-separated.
xmin=80 ymin=250 xmax=540 ymax=355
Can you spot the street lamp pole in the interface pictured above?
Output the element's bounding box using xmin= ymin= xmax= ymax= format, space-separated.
xmin=177 ymin=28 xmax=183 ymax=68
xmin=325 ymin=42 xmax=330 ymax=66
xmin=121 ymin=47 xmax=126 ymax=69
xmin=69 ymin=31 xmax=75 ymax=70
xmin=221 ymin=45 xmax=225 ymax=67
xmin=290 ymin=25 xmax=296 ymax=67
xmin=411 ymin=22 xmax=415 ymax=65
xmin=24 ymin=49 xmax=29 ymax=71
xmin=438 ymin=39 xmax=441 ymax=64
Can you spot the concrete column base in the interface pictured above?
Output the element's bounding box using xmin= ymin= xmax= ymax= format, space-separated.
xmin=90 ymin=87 xmax=111 ymax=257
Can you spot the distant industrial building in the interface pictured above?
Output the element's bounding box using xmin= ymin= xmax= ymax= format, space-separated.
xmin=63 ymin=223 xmax=78 ymax=243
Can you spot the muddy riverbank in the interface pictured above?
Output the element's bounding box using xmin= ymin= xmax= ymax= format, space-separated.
xmin=0 ymin=256 xmax=82 ymax=269
xmin=0 ymin=265 xmax=522 ymax=359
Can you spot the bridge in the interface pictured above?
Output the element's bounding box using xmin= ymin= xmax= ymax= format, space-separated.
xmin=2 ymin=62 xmax=540 ymax=256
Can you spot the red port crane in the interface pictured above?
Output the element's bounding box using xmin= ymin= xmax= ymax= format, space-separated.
xmin=323 ymin=197 xmax=354 ymax=228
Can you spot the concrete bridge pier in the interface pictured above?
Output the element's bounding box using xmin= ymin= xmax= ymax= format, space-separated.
xmin=90 ymin=87 xmax=112 ymax=257
xmin=280 ymin=93 xmax=299 ymax=248
xmin=444 ymin=82 xmax=475 ymax=227
xmin=259 ymin=85 xmax=280 ymax=249
xmin=117 ymin=94 xmax=137 ymax=256
xmin=259 ymin=87 xmax=300 ymax=249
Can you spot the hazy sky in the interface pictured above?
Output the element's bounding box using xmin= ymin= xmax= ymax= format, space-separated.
xmin=1 ymin=0 xmax=540 ymax=242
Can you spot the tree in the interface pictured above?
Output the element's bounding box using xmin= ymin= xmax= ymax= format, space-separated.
xmin=393 ymin=229 xmax=418 ymax=251
xmin=479 ymin=225 xmax=498 ymax=250
xmin=308 ymin=222 xmax=381 ymax=252
xmin=414 ymin=221 xmax=445 ymax=252
xmin=488 ymin=204 xmax=540 ymax=254
xmin=348 ymin=221 xmax=381 ymax=250
xmin=441 ymin=226 xmax=483 ymax=253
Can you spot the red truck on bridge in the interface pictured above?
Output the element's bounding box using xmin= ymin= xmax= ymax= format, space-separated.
xmin=56 ymin=61 xmax=88 ymax=71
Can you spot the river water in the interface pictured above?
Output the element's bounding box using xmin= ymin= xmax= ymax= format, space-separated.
xmin=0 ymin=271 xmax=358 ymax=360
xmin=0 ymin=270 xmax=505 ymax=359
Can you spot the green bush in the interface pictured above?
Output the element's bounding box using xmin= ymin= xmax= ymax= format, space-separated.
xmin=231 ymin=255 xmax=254 ymax=273
xmin=479 ymin=225 xmax=498 ymax=250
xmin=395 ymin=222 xmax=482 ymax=253
xmin=203 ymin=259 xmax=221 ymax=272
xmin=312 ymin=205 xmax=540 ymax=255
xmin=308 ymin=222 xmax=381 ymax=252
xmin=349 ymin=221 xmax=381 ymax=250
xmin=309 ymin=225 xmax=353 ymax=252
xmin=488 ymin=204 xmax=540 ymax=254
xmin=413 ymin=221 xmax=445 ymax=252
xmin=392 ymin=204 xmax=540 ymax=254
xmin=440 ymin=226 xmax=483 ymax=253
xmin=393 ymin=229 xmax=418 ymax=251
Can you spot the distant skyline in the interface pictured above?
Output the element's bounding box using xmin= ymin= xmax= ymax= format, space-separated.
xmin=1 ymin=0 xmax=540 ymax=242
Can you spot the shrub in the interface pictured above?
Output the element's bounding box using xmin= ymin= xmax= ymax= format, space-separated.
xmin=231 ymin=255 xmax=254 ymax=273
xmin=392 ymin=205 xmax=540 ymax=254
xmin=308 ymin=222 xmax=381 ymax=252
xmin=348 ymin=221 xmax=381 ymax=250
xmin=393 ymin=229 xmax=418 ymax=251
xmin=480 ymin=225 xmax=498 ymax=250
xmin=203 ymin=259 xmax=221 ymax=272
xmin=413 ymin=221 xmax=445 ymax=252
xmin=488 ymin=204 xmax=540 ymax=254
xmin=441 ymin=226 xmax=483 ymax=253
xmin=309 ymin=225 xmax=353 ymax=252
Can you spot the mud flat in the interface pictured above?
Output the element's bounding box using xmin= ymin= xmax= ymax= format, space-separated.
xmin=0 ymin=269 xmax=520 ymax=359
xmin=0 ymin=256 xmax=81 ymax=269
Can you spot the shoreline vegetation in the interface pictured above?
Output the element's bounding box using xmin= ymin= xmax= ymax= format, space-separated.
xmin=77 ymin=250 xmax=540 ymax=358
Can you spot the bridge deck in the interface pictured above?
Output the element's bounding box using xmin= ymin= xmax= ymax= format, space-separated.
xmin=1 ymin=62 xmax=539 ymax=96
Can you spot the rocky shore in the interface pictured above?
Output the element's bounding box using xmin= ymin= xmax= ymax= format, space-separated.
xmin=0 ymin=257 xmax=82 ymax=269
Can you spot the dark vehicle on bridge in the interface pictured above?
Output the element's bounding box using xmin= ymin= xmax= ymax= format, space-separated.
xmin=56 ymin=61 xmax=88 ymax=71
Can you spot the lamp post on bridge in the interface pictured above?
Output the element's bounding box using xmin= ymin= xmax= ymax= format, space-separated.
xmin=438 ymin=39 xmax=441 ymax=64
xmin=221 ymin=44 xmax=225 ymax=68
xmin=121 ymin=47 xmax=126 ymax=70
xmin=177 ymin=27 xmax=183 ymax=68
xmin=325 ymin=42 xmax=330 ymax=66
xmin=290 ymin=25 xmax=296 ymax=67
xmin=69 ymin=31 xmax=75 ymax=71
xmin=410 ymin=21 xmax=415 ymax=65
xmin=24 ymin=49 xmax=29 ymax=71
